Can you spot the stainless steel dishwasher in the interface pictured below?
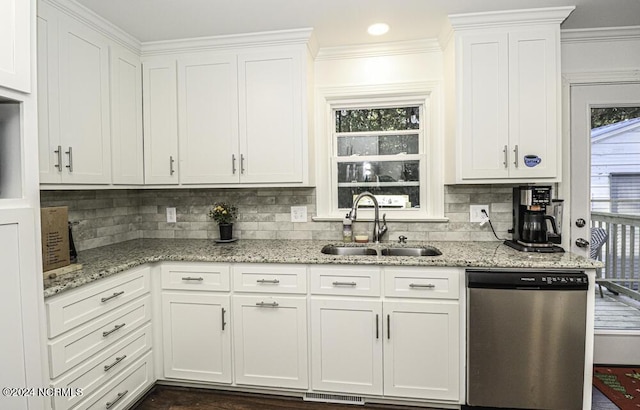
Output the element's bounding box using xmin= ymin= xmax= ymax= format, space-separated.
xmin=466 ymin=269 xmax=589 ymax=410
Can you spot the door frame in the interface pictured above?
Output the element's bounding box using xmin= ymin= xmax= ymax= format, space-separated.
xmin=560 ymin=70 xmax=640 ymax=254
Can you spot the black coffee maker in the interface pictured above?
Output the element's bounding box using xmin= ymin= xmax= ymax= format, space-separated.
xmin=505 ymin=186 xmax=564 ymax=253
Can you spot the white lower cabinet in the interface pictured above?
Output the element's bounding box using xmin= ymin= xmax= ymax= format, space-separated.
xmin=310 ymin=298 xmax=383 ymax=395
xmin=232 ymin=294 xmax=308 ymax=389
xmin=383 ymin=301 xmax=459 ymax=400
xmin=161 ymin=292 xmax=231 ymax=383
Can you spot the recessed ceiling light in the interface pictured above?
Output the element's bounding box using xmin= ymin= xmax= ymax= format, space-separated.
xmin=367 ymin=23 xmax=389 ymax=36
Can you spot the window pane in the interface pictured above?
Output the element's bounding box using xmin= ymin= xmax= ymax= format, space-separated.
xmin=338 ymin=186 xmax=420 ymax=209
xmin=337 ymin=161 xmax=419 ymax=183
xmin=335 ymin=107 xmax=420 ymax=132
xmin=337 ymin=134 xmax=419 ymax=157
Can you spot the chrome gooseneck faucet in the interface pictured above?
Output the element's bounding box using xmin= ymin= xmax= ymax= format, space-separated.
xmin=348 ymin=191 xmax=388 ymax=243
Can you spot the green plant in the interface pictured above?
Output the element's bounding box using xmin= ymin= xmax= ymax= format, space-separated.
xmin=208 ymin=202 xmax=238 ymax=224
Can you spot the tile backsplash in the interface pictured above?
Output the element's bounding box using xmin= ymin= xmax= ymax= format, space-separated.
xmin=40 ymin=185 xmax=514 ymax=251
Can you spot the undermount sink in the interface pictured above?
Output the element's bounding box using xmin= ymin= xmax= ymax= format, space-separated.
xmin=321 ymin=245 xmax=378 ymax=255
xmin=321 ymin=244 xmax=441 ymax=257
xmin=380 ymin=246 xmax=442 ymax=257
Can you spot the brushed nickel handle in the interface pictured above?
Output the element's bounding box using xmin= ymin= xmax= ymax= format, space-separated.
xmin=257 ymin=279 xmax=280 ymax=284
xmin=232 ymin=154 xmax=237 ymax=174
xmin=54 ymin=145 xmax=62 ymax=171
xmin=409 ymin=283 xmax=436 ymax=288
xmin=387 ymin=314 xmax=390 ymax=339
xmin=332 ymin=281 xmax=357 ymax=287
xmin=65 ymin=147 xmax=73 ymax=172
xmin=102 ymin=323 xmax=126 ymax=337
xmin=240 ymin=154 xmax=245 ymax=174
xmin=105 ymin=390 xmax=128 ymax=409
xmin=169 ymin=155 xmax=175 ymax=175
xmin=182 ymin=276 xmax=204 ymax=281
xmin=101 ymin=291 xmax=125 ymax=303
xmin=513 ymin=145 xmax=519 ymax=168
xmin=103 ymin=355 xmax=127 ymax=372
xmin=256 ymin=301 xmax=279 ymax=308
xmin=503 ymin=145 xmax=508 ymax=168
xmin=222 ymin=307 xmax=227 ymax=331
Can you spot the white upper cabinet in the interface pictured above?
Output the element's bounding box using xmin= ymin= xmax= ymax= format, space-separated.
xmin=177 ymin=54 xmax=238 ymax=184
xmin=238 ymin=50 xmax=304 ymax=184
xmin=0 ymin=0 xmax=31 ymax=93
xmin=142 ymin=59 xmax=179 ymax=184
xmin=111 ymin=45 xmax=143 ymax=184
xmin=448 ymin=7 xmax=574 ymax=183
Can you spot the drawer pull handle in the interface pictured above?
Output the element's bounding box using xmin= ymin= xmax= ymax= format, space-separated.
xmin=103 ymin=323 xmax=126 ymax=337
xmin=256 ymin=301 xmax=279 ymax=308
xmin=221 ymin=307 xmax=227 ymax=331
xmin=182 ymin=276 xmax=204 ymax=281
xmin=409 ymin=283 xmax=435 ymax=288
xmin=103 ymin=355 xmax=127 ymax=372
xmin=257 ymin=279 xmax=280 ymax=284
xmin=332 ymin=281 xmax=357 ymax=287
xmin=105 ymin=390 xmax=128 ymax=409
xmin=101 ymin=291 xmax=125 ymax=303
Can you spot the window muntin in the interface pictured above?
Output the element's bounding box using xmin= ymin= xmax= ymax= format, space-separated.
xmin=333 ymin=105 xmax=424 ymax=211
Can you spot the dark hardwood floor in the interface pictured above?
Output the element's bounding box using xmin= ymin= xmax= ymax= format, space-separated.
xmin=132 ymin=385 xmax=618 ymax=410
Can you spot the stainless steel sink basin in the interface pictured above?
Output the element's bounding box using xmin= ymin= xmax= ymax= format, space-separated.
xmin=321 ymin=245 xmax=377 ymax=256
xmin=380 ymin=246 xmax=442 ymax=257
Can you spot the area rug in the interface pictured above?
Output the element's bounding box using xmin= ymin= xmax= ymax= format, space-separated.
xmin=593 ymin=366 xmax=640 ymax=409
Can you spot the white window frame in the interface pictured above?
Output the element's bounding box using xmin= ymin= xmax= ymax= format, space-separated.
xmin=314 ymin=82 xmax=445 ymax=221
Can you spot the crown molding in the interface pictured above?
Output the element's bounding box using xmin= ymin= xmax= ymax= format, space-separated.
xmin=449 ymin=6 xmax=575 ymax=30
xmin=41 ymin=0 xmax=141 ymax=54
xmin=561 ymin=26 xmax=640 ymax=43
xmin=315 ymin=39 xmax=441 ymax=61
xmin=141 ymin=28 xmax=314 ymax=57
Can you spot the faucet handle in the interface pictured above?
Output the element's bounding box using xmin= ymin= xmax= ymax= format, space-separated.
xmin=398 ymin=235 xmax=407 ymax=244
xmin=379 ymin=214 xmax=388 ymax=236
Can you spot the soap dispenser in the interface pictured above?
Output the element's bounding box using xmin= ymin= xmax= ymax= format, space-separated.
xmin=342 ymin=213 xmax=353 ymax=242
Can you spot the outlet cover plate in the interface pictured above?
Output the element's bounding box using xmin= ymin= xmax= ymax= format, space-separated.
xmin=291 ymin=206 xmax=307 ymax=223
xmin=470 ymin=205 xmax=489 ymax=223
xmin=166 ymin=207 xmax=177 ymax=223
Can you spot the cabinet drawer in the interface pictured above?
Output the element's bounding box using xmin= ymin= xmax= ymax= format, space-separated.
xmin=383 ymin=268 xmax=460 ymax=299
xmin=233 ymin=264 xmax=307 ymax=294
xmin=309 ymin=265 xmax=381 ymax=296
xmin=46 ymin=266 xmax=151 ymax=338
xmin=161 ymin=263 xmax=230 ymax=291
xmin=83 ymin=351 xmax=154 ymax=410
xmin=50 ymin=323 xmax=152 ymax=410
xmin=48 ymin=296 xmax=152 ymax=378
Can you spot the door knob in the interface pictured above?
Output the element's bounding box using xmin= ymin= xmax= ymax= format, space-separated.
xmin=575 ymin=218 xmax=586 ymax=228
xmin=575 ymin=238 xmax=589 ymax=248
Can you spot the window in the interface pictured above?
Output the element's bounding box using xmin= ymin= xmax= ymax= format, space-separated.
xmin=315 ymin=83 xmax=445 ymax=221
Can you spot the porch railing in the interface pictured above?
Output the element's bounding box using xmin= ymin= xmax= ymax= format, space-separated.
xmin=591 ymin=211 xmax=640 ymax=300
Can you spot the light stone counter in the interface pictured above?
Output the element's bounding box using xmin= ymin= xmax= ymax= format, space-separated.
xmin=43 ymin=238 xmax=602 ymax=298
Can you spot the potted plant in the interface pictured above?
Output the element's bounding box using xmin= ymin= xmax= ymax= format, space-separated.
xmin=209 ymin=201 xmax=238 ymax=241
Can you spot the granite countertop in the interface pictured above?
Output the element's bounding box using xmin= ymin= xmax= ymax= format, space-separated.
xmin=43 ymin=238 xmax=602 ymax=298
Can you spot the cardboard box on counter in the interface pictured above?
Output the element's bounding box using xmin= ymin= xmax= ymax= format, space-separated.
xmin=41 ymin=206 xmax=70 ymax=272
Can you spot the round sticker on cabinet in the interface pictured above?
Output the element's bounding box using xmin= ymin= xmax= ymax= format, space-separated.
xmin=524 ymin=155 xmax=541 ymax=167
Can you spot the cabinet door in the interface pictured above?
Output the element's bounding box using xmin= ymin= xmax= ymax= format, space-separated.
xmin=143 ymin=59 xmax=179 ymax=184
xmin=0 ymin=0 xmax=30 ymax=92
xmin=111 ymin=45 xmax=143 ymax=184
xmin=37 ymin=1 xmax=62 ymax=183
xmin=232 ymin=295 xmax=308 ymax=389
xmin=162 ymin=292 xmax=231 ymax=383
xmin=383 ymin=301 xmax=459 ymax=400
xmin=459 ymin=32 xmax=509 ymax=180
xmin=0 ymin=209 xmax=44 ymax=410
xmin=57 ymin=15 xmax=111 ymax=184
xmin=178 ymin=54 xmax=239 ymax=184
xmin=238 ymin=50 xmax=304 ymax=183
xmin=508 ymin=28 xmax=558 ymax=179
xmin=310 ymin=298 xmax=383 ymax=395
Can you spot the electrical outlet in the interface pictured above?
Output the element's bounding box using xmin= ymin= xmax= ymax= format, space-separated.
xmin=166 ymin=207 xmax=177 ymax=223
xmin=290 ymin=206 xmax=307 ymax=223
xmin=470 ymin=205 xmax=489 ymax=223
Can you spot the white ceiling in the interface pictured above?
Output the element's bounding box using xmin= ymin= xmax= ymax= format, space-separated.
xmin=74 ymin=0 xmax=640 ymax=47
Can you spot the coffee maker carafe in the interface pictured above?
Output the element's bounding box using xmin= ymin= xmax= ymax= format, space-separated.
xmin=505 ymin=186 xmax=564 ymax=253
